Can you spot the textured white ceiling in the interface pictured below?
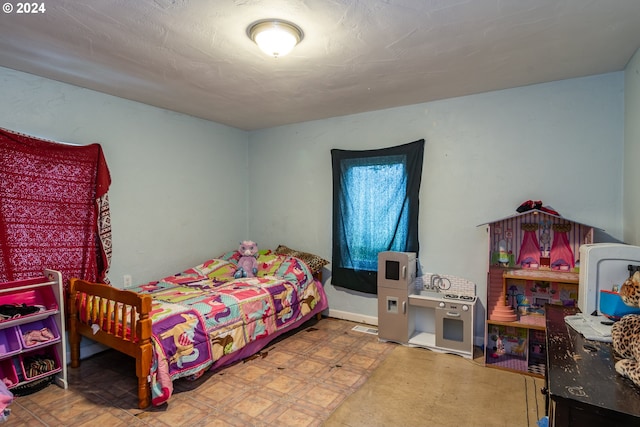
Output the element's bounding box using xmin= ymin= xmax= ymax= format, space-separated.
xmin=1 ymin=0 xmax=639 ymax=131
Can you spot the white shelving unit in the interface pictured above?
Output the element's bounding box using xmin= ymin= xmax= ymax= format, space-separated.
xmin=0 ymin=269 xmax=67 ymax=391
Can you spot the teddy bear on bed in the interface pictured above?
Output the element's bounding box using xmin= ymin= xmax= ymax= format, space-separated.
xmin=234 ymin=240 xmax=259 ymax=279
xmin=612 ymin=271 xmax=640 ymax=388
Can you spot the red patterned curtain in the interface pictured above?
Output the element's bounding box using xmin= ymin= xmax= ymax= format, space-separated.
xmin=0 ymin=127 xmax=112 ymax=287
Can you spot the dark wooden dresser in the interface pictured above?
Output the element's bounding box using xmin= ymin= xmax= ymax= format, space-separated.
xmin=546 ymin=304 xmax=640 ymax=426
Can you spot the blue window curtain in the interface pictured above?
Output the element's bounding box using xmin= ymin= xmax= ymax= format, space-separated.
xmin=331 ymin=139 xmax=424 ymax=294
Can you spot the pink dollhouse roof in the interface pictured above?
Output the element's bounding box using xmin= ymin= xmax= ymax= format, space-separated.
xmin=477 ymin=209 xmax=602 ymax=230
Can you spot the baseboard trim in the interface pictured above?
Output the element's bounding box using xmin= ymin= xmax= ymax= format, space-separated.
xmin=325 ymin=310 xmax=483 ymax=348
xmin=64 ymin=332 xmax=109 ymax=363
xmin=326 ymin=309 xmax=378 ymax=326
xmin=78 ymin=340 xmax=109 ymax=359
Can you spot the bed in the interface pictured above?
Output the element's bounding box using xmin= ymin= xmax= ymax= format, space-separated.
xmin=68 ymin=248 xmax=329 ymax=409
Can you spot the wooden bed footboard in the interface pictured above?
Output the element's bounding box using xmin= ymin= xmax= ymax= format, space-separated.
xmin=68 ymin=278 xmax=153 ymax=409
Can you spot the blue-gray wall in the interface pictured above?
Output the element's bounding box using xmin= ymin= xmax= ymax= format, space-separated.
xmin=624 ymin=49 xmax=640 ymax=245
xmin=0 ymin=67 xmax=249 ymax=286
xmin=248 ymin=72 xmax=625 ymax=342
xmin=1 ymin=59 xmax=633 ymax=344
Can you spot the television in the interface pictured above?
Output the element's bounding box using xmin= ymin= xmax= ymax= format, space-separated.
xmin=377 ymin=251 xmax=417 ymax=290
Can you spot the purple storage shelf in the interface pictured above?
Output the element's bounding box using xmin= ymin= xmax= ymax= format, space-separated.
xmin=0 ymin=285 xmax=58 ymax=327
xmin=0 ymin=327 xmax=21 ymax=358
xmin=19 ymin=346 xmax=61 ymax=382
xmin=0 ymin=285 xmax=58 ymax=310
xmin=0 ymin=358 xmax=18 ymax=388
xmin=18 ymin=317 xmax=60 ymax=350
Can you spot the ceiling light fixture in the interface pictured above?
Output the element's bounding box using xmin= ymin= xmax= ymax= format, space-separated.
xmin=247 ymin=19 xmax=304 ymax=58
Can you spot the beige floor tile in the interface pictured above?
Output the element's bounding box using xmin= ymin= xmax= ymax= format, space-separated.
xmin=265 ymin=373 xmax=304 ymax=393
xmin=268 ymin=406 xmax=322 ymax=427
xmin=329 ymin=334 xmax=359 ymax=347
xmin=259 ymin=349 xmax=296 ymax=366
xmin=326 ymin=368 xmax=367 ymax=388
xmin=6 ymin=318 xmax=540 ymax=427
xmin=344 ymin=353 xmax=376 ymax=369
xmin=232 ymin=364 xmax=269 ymax=382
xmin=309 ymin=345 xmax=347 ymax=362
xmin=232 ymin=393 xmax=276 ymax=417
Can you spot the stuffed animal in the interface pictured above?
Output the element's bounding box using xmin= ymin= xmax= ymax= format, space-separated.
xmin=234 ymin=240 xmax=258 ymax=279
xmin=612 ymin=271 xmax=640 ymax=388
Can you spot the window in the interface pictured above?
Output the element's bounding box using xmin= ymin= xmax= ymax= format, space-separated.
xmin=331 ymin=139 xmax=424 ymax=294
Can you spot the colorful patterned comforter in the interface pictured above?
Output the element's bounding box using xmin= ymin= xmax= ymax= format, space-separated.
xmin=128 ymin=250 xmax=327 ymax=406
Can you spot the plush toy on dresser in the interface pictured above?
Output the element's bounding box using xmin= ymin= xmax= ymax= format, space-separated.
xmin=612 ymin=271 xmax=640 ymax=388
xmin=234 ymin=240 xmax=259 ymax=278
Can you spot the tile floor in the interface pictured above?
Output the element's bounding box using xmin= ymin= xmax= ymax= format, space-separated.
xmin=6 ymin=317 xmax=395 ymax=426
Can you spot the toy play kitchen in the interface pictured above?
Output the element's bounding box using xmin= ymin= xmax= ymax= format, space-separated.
xmin=408 ymin=281 xmax=477 ymax=358
xmin=377 ymin=251 xmax=477 ymax=358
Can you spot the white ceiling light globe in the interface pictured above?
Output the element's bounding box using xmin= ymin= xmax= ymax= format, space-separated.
xmin=248 ymin=20 xmax=304 ymax=58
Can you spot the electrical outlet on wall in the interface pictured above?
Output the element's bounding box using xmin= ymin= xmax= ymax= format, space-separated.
xmin=123 ymin=274 xmax=132 ymax=287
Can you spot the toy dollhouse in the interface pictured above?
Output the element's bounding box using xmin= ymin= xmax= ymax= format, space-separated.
xmin=485 ymin=208 xmax=594 ymax=272
xmin=479 ymin=207 xmax=598 ymax=376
